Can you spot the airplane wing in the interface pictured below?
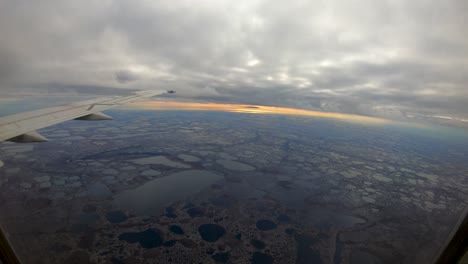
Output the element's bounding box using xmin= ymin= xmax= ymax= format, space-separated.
xmin=0 ymin=90 xmax=171 ymax=143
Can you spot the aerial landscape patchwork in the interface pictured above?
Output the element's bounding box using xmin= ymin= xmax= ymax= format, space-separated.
xmin=0 ymin=109 xmax=467 ymax=264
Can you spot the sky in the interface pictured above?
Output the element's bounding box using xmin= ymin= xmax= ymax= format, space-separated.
xmin=127 ymin=101 xmax=391 ymax=124
xmin=0 ymin=0 xmax=467 ymax=124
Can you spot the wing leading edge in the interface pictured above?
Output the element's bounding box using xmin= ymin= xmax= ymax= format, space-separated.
xmin=0 ymin=90 xmax=172 ymax=143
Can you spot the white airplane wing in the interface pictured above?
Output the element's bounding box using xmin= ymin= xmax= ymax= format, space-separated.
xmin=0 ymin=90 xmax=171 ymax=143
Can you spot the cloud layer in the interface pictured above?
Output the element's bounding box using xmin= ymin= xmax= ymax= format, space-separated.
xmin=1 ymin=0 xmax=467 ymax=120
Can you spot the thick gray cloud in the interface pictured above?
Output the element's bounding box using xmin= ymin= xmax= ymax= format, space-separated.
xmin=0 ymin=0 xmax=467 ymax=122
xmin=115 ymin=70 xmax=139 ymax=84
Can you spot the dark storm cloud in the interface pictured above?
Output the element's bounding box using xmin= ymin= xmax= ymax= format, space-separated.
xmin=0 ymin=0 xmax=467 ymax=121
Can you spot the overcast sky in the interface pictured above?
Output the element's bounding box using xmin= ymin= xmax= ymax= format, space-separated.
xmin=0 ymin=0 xmax=467 ymax=121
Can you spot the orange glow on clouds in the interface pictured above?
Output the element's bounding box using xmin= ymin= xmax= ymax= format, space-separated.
xmin=126 ymin=101 xmax=392 ymax=124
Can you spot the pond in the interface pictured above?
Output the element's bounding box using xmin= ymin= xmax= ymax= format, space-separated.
xmin=113 ymin=170 xmax=223 ymax=215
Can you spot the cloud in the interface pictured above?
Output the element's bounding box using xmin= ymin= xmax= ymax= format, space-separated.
xmin=115 ymin=70 xmax=139 ymax=84
xmin=0 ymin=0 xmax=467 ymax=122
